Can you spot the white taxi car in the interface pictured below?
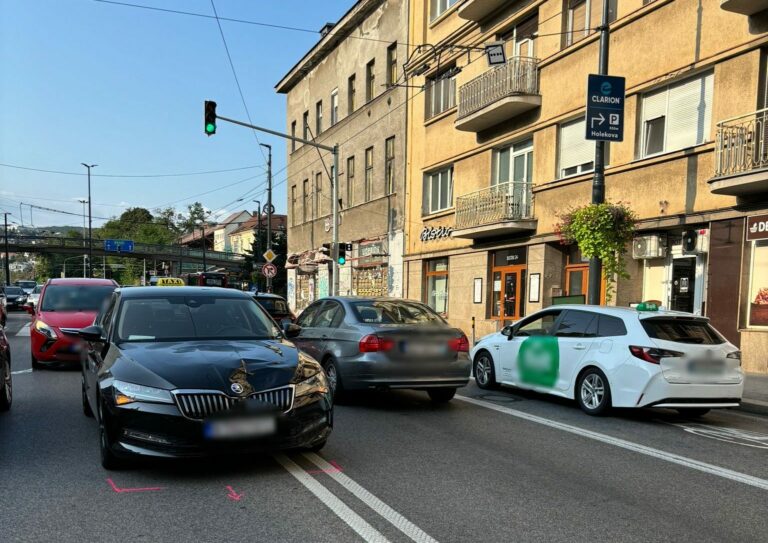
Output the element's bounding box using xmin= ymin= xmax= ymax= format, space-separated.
xmin=470 ymin=305 xmax=743 ymax=416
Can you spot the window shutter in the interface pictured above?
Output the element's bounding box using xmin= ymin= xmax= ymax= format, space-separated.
xmin=666 ymin=71 xmax=713 ymax=151
xmin=642 ymin=88 xmax=667 ymax=123
xmin=516 ymin=14 xmax=538 ymax=41
xmin=560 ymin=119 xmax=593 ymax=173
xmin=422 ymin=175 xmax=430 ymax=216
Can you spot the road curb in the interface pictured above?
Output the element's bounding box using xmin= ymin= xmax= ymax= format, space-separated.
xmin=737 ymin=399 xmax=768 ymax=417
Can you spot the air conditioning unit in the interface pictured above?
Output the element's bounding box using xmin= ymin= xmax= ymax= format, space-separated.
xmin=682 ymin=228 xmax=709 ymax=254
xmin=632 ymin=234 xmax=667 ymax=259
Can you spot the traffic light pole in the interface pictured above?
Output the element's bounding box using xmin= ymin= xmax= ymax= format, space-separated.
xmin=260 ymin=144 xmax=273 ymax=293
xmin=3 ymin=213 xmax=10 ymax=286
xmin=588 ymin=0 xmax=610 ymax=306
xmin=214 ymin=113 xmax=340 ymax=295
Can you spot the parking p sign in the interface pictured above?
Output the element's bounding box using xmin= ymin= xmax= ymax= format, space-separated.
xmin=585 ymin=74 xmax=625 ymax=142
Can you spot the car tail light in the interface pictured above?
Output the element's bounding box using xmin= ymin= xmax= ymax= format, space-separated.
xmin=448 ymin=334 xmax=470 ymax=353
xmin=629 ymin=345 xmax=683 ymax=364
xmin=359 ymin=335 xmax=395 ymax=353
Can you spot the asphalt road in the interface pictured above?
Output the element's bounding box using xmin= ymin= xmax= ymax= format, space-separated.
xmin=1 ymin=312 xmax=767 ymax=543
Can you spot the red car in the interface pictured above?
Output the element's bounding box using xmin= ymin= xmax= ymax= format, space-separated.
xmin=30 ymin=278 xmax=118 ymax=369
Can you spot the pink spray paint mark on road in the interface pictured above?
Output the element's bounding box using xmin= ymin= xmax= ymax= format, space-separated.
xmin=106 ymin=478 xmax=164 ymax=493
xmin=307 ymin=460 xmax=343 ymax=475
xmin=226 ymin=485 xmax=244 ymax=501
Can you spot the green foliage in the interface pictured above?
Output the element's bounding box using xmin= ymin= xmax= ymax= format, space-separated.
xmin=241 ymin=224 xmax=287 ymax=296
xmin=555 ymin=202 xmax=637 ymax=300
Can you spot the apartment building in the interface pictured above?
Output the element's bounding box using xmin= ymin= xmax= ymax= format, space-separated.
xmin=212 ymin=210 xmax=252 ymax=253
xmin=276 ymin=0 xmax=408 ymax=311
xmin=403 ymin=0 xmax=768 ymax=373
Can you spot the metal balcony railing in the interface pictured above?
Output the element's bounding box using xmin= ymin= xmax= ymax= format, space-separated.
xmin=714 ymin=108 xmax=768 ymax=177
xmin=457 ymin=57 xmax=540 ymax=119
xmin=454 ymin=182 xmax=534 ymax=230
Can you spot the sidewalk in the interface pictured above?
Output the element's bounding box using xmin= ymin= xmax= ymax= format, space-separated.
xmin=741 ymin=373 xmax=768 ymax=416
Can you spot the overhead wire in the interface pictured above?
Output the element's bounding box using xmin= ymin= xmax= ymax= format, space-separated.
xmin=0 ymin=162 xmax=264 ymax=178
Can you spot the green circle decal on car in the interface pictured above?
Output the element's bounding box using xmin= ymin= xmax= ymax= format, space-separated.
xmin=518 ymin=336 xmax=559 ymax=388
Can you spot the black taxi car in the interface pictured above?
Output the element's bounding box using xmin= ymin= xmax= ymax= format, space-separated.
xmin=77 ymin=286 xmax=332 ymax=469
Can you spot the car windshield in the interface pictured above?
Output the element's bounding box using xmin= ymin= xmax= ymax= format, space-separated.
xmin=116 ymin=295 xmax=281 ymax=342
xmin=17 ymin=281 xmax=36 ymax=289
xmin=351 ymin=300 xmax=445 ymax=325
xmin=256 ymin=297 xmax=289 ymax=313
xmin=4 ymin=287 xmax=24 ymax=295
xmin=641 ymin=318 xmax=725 ymax=345
xmin=40 ymin=285 xmax=116 ymax=312
xmin=33 ymin=285 xmax=43 ymax=294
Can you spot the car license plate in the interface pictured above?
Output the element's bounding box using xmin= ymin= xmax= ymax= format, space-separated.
xmin=203 ymin=416 xmax=276 ymax=440
xmin=687 ymin=359 xmax=725 ymax=375
xmin=401 ymin=342 xmax=447 ymax=357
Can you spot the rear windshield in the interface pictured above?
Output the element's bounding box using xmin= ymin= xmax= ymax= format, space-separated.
xmin=4 ymin=287 xmax=24 ymax=295
xmin=256 ymin=297 xmax=289 ymax=313
xmin=16 ymin=281 xmax=36 ymax=289
xmin=40 ymin=285 xmax=116 ymax=312
xmin=351 ymin=301 xmax=445 ymax=325
xmin=641 ymin=318 xmax=725 ymax=345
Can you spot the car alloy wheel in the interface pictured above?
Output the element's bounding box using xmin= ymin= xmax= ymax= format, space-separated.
xmin=98 ymin=400 xmax=126 ymax=470
xmin=577 ymin=368 xmax=611 ymax=416
xmin=325 ymin=362 xmax=338 ymax=393
xmin=473 ymin=352 xmax=496 ymax=390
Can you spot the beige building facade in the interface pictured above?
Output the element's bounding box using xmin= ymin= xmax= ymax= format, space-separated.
xmin=403 ymin=0 xmax=768 ymax=373
xmin=277 ymin=0 xmax=409 ymax=311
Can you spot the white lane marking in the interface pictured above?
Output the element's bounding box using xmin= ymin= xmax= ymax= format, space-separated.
xmin=664 ymin=422 xmax=768 ymax=450
xmin=16 ymin=324 xmax=31 ymax=337
xmin=303 ymin=452 xmax=439 ymax=543
xmin=456 ymin=394 xmax=768 ymax=491
xmin=11 ymin=369 xmax=32 ymax=375
xmin=273 ymin=454 xmax=391 ymax=543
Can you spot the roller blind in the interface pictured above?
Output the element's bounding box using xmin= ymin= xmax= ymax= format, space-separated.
xmin=642 ymin=88 xmax=667 ymax=122
xmin=666 ymin=71 xmax=713 ymax=150
xmin=560 ymin=118 xmax=593 ymax=173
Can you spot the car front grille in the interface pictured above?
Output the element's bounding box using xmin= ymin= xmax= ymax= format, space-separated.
xmin=173 ymin=386 xmax=294 ymax=420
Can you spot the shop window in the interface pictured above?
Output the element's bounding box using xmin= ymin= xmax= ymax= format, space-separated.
xmin=425 ymin=258 xmax=449 ymax=315
xmin=422 ymin=167 xmax=453 ymax=215
xmin=749 ymin=240 xmax=768 ymax=327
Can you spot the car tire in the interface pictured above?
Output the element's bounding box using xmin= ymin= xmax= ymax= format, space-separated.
xmin=473 ymin=351 xmax=497 ymax=390
xmin=82 ymin=377 xmax=94 ymax=418
xmin=427 ymin=387 xmax=457 ymax=404
xmin=323 ymin=357 xmax=344 ymax=401
xmin=98 ymin=399 xmax=127 ymax=470
xmin=677 ymin=408 xmax=710 ymax=418
xmin=576 ymin=368 xmax=612 ymax=416
xmin=0 ymin=356 xmax=11 ymax=412
xmin=31 ymin=355 xmax=43 ymax=371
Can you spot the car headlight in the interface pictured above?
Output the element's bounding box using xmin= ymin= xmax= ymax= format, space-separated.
xmin=34 ymin=320 xmax=58 ymax=340
xmin=292 ymin=353 xmax=329 ymax=398
xmin=113 ymin=380 xmax=173 ymax=405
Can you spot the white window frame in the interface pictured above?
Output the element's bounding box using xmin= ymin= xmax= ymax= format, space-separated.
xmin=430 ymin=0 xmax=459 ymax=21
xmin=315 ymin=101 xmax=323 ymax=135
xmin=330 ymin=89 xmax=339 ymax=126
xmin=426 ymin=73 xmax=457 ymax=119
xmin=424 ymin=167 xmax=454 ymax=215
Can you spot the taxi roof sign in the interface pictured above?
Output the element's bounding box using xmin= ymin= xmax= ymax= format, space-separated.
xmin=156 ymin=277 xmax=185 ymax=287
xmin=636 ymin=302 xmax=659 ymax=312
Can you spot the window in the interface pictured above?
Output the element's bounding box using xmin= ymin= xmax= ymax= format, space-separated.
xmin=346 ymin=156 xmax=355 ymax=207
xmin=559 ymin=118 xmax=601 ymax=177
xmin=385 ymin=136 xmax=395 ymax=195
xmin=387 ymin=43 xmax=398 ymax=87
xmin=425 ymin=258 xmax=449 ymax=314
xmin=493 ymin=139 xmax=533 ymax=189
xmin=749 ymin=240 xmax=768 ymax=327
xmin=426 ymin=72 xmax=456 ymax=119
xmin=296 ymin=301 xmax=323 ymax=327
xmin=302 ymin=111 xmax=309 ymax=140
xmin=348 ymin=74 xmax=356 ymax=114
xmin=352 ymin=300 xmax=444 ymax=324
xmin=366 ymin=60 xmax=376 ymax=102
xmin=642 ymin=318 xmax=725 ymax=345
xmin=291 ymin=185 xmax=297 ymax=226
xmin=313 ymin=302 xmax=344 ymax=328
xmin=291 ymin=121 xmax=297 ymax=152
xmin=503 ymin=13 xmax=538 ymax=58
xmin=566 ymin=0 xmax=617 ymax=47
xmin=422 ymin=167 xmax=453 ymax=215
xmin=430 ymin=0 xmax=459 ymax=21
xmin=598 ymin=315 xmax=627 ymax=337
xmin=302 ymin=179 xmax=309 ymax=223
xmin=515 ymin=310 xmax=562 ymax=336
xmin=315 ymin=171 xmax=323 ymax=218
xmin=364 ymin=147 xmax=373 ymax=202
xmin=638 ymin=71 xmax=714 ymax=158
xmin=330 ymin=89 xmax=339 ymax=126
xmin=554 ymin=310 xmax=598 ymax=337
xmin=315 ymin=100 xmax=323 ymax=135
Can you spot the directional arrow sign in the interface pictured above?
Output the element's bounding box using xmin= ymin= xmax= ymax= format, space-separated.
xmin=585 ymin=74 xmax=625 ymax=142
xmin=262 ymin=263 xmax=277 ymax=278
xmin=262 ymin=249 xmax=277 ymax=263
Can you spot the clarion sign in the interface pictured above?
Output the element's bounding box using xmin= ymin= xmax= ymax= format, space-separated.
xmin=746 ymin=213 xmax=768 ymax=241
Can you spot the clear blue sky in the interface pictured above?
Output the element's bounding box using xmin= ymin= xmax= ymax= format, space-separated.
xmin=0 ymin=0 xmax=352 ymax=228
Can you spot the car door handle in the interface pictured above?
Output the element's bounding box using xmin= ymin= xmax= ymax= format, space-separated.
xmin=573 ymin=343 xmax=587 ymax=350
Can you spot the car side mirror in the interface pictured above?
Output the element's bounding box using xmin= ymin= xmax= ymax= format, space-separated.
xmin=501 ymin=325 xmax=515 ymax=340
xmin=78 ymin=325 xmax=106 ymax=343
xmin=283 ymin=323 xmax=302 ymax=339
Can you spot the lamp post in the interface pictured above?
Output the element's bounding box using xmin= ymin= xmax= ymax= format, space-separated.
xmin=81 ymin=163 xmax=97 ymax=277
xmin=259 ymin=143 xmax=273 ymax=293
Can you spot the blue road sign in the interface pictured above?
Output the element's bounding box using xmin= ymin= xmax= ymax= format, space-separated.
xmin=104 ymin=239 xmax=134 ymax=253
xmin=585 ymin=74 xmax=625 ymax=142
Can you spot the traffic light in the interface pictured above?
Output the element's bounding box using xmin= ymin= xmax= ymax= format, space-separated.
xmin=338 ymin=242 xmax=352 ymax=266
xmin=204 ymin=100 xmax=217 ymax=136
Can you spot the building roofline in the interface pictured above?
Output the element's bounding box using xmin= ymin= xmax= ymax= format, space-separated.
xmin=275 ymin=0 xmax=383 ymax=94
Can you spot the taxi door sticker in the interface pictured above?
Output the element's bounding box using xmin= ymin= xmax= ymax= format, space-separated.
xmin=518 ymin=336 xmax=559 ymax=388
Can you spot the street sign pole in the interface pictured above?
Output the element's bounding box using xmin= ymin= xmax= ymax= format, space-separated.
xmin=588 ymin=0 xmax=612 ymax=306
xmin=261 ymin=144 xmax=273 ymax=293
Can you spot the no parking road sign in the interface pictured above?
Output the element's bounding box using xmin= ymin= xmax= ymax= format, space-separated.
xmin=262 ymin=263 xmax=277 ymax=278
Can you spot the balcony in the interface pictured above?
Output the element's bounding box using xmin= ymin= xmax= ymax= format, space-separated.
xmin=453 ymin=182 xmax=536 ymax=239
xmin=720 ymin=0 xmax=768 ymax=15
xmin=710 ymin=108 xmax=768 ymax=197
xmin=455 ymin=57 xmax=541 ymax=132
xmin=457 ymin=0 xmax=508 ymax=21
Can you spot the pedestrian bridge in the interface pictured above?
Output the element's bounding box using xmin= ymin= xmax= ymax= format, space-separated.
xmin=2 ymin=235 xmax=245 ymax=270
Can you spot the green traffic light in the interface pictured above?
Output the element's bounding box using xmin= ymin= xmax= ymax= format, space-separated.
xmin=205 ymin=123 xmax=216 ymax=134
xmin=338 ymin=257 xmax=346 ymax=266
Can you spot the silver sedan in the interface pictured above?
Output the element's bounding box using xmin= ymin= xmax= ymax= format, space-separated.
xmin=288 ymin=297 xmax=471 ymax=403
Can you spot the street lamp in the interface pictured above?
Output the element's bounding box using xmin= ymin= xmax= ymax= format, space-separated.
xmin=81 ymin=163 xmax=97 ymax=277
